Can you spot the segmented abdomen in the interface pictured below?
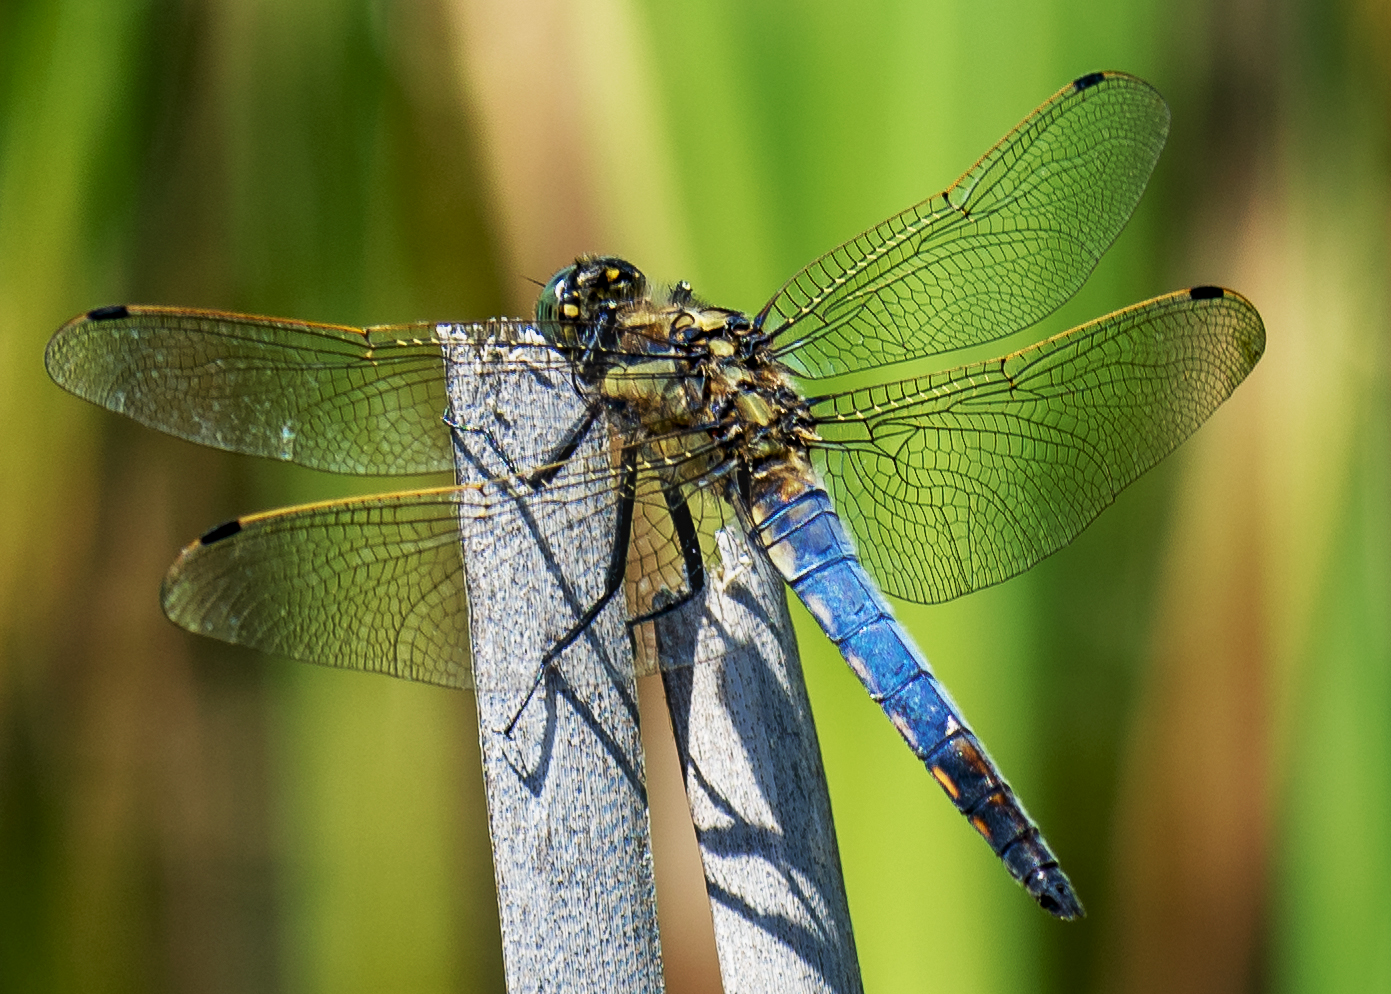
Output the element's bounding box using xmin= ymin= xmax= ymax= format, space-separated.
xmin=746 ymin=483 xmax=1083 ymax=919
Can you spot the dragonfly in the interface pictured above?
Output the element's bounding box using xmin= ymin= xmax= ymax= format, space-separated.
xmin=46 ymin=71 xmax=1264 ymax=919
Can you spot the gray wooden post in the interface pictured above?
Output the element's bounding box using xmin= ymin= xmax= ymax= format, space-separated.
xmin=656 ymin=528 xmax=863 ymax=994
xmin=441 ymin=322 xmax=665 ymax=994
xmin=441 ymin=319 xmax=861 ymax=994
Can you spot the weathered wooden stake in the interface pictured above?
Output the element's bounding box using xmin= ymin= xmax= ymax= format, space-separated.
xmin=657 ymin=528 xmax=863 ymax=994
xmin=443 ymin=323 xmax=664 ymax=994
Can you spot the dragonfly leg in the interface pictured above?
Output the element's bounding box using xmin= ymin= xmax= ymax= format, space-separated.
xmin=629 ymin=485 xmax=706 ymax=625
xmin=502 ymin=447 xmax=637 ymax=737
xmin=526 ymin=405 xmax=602 ymax=489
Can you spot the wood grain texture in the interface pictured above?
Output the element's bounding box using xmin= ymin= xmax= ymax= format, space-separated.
xmin=442 ymin=323 xmax=664 ymax=994
xmin=657 ymin=528 xmax=862 ymax=994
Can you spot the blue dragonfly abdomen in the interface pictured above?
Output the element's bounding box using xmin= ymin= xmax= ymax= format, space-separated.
xmin=748 ymin=476 xmax=1083 ymax=918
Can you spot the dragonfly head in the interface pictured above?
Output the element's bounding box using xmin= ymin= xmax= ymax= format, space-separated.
xmin=536 ymin=257 xmax=647 ymax=360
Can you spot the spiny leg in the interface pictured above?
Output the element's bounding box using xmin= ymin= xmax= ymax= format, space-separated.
xmin=526 ymin=405 xmax=602 ymax=489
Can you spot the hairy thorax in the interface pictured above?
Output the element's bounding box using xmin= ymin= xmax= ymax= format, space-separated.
xmin=534 ymin=255 xmax=823 ymax=508
xmin=600 ymin=297 xmax=820 ymax=497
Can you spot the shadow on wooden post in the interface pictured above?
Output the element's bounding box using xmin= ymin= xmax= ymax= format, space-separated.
xmin=657 ymin=529 xmax=863 ymax=994
xmin=442 ymin=322 xmax=665 ymax=993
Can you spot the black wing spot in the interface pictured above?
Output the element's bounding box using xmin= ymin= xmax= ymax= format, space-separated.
xmin=86 ymin=304 xmax=130 ymax=322
xmin=1189 ymin=285 xmax=1224 ymax=300
xmin=199 ymin=519 xmax=242 ymax=545
xmin=1072 ymin=72 xmax=1106 ymax=92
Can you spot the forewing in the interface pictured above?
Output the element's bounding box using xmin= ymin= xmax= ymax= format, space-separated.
xmin=808 ymin=287 xmax=1265 ymax=602
xmin=763 ymin=72 xmax=1171 ymax=378
xmin=45 ymin=305 xmax=528 ymax=475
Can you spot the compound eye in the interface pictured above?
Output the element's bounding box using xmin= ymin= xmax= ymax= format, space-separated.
xmin=535 ymin=265 xmax=578 ymax=337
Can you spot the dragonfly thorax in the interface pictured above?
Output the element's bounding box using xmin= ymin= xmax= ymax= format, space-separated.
xmin=538 ymin=256 xmax=817 ymax=472
xmin=600 ymin=301 xmax=819 ymax=493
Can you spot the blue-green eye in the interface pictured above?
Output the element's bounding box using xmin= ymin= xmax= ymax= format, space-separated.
xmin=535 ymin=265 xmax=576 ymax=333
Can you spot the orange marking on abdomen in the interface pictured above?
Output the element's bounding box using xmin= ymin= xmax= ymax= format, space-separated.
xmin=931 ymin=766 xmax=960 ymax=800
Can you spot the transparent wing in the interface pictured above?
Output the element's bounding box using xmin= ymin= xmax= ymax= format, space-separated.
xmin=808 ymin=287 xmax=1265 ymax=603
xmin=163 ymin=486 xmax=475 ymax=686
xmin=762 ymin=72 xmax=1171 ymax=378
xmin=160 ymin=436 xmax=738 ymax=690
xmin=46 ymin=305 xmax=490 ymax=475
xmin=44 ymin=306 xmax=691 ymax=476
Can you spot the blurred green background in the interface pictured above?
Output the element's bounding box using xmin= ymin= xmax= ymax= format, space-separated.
xmin=1 ymin=0 xmax=1387 ymax=992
